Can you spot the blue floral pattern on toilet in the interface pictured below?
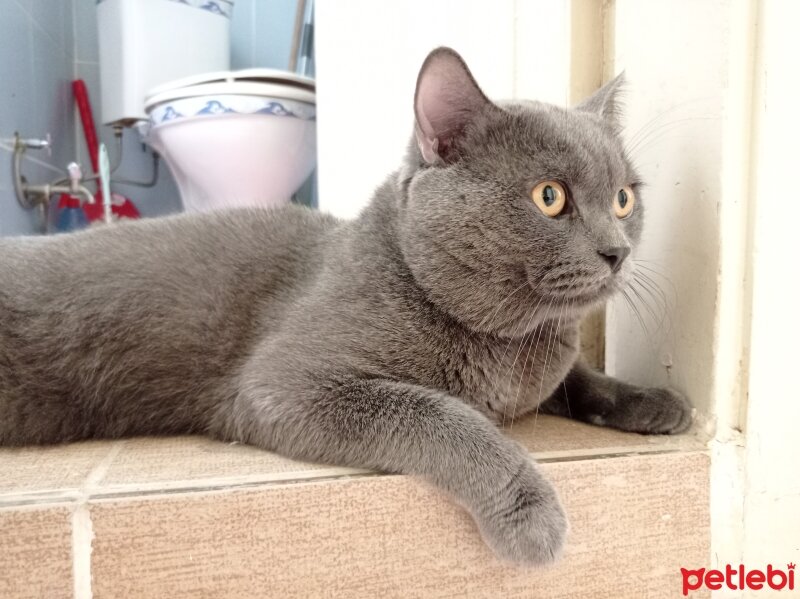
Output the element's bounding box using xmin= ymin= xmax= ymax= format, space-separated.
xmin=256 ymin=102 xmax=296 ymax=117
xmin=197 ymin=100 xmax=235 ymax=116
xmin=148 ymin=95 xmax=316 ymax=127
xmin=160 ymin=107 xmax=184 ymax=123
xmin=96 ymin=0 xmax=234 ymax=19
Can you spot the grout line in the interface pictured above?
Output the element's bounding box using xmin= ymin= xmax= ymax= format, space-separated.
xmin=534 ymin=445 xmax=707 ymax=463
xmin=84 ymin=440 xmax=126 ymax=490
xmin=12 ymin=0 xmax=64 ymax=52
xmin=71 ymin=504 xmax=94 ymax=599
xmin=70 ymin=440 xmax=125 ymax=599
xmin=72 ymin=0 xmax=85 ymax=164
xmin=0 ymin=444 xmax=708 ymax=509
xmin=72 ymin=0 xmax=79 ymax=62
xmin=87 ymin=447 xmax=707 ymax=503
xmin=90 ymin=470 xmax=386 ymax=502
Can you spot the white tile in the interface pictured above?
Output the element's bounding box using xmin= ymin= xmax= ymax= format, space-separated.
xmin=252 ymin=0 xmax=296 ymax=69
xmin=27 ymin=0 xmax=68 ymax=52
xmin=0 ymin=0 xmax=35 ymax=140
xmin=31 ymin=24 xmax=75 ymax=171
xmin=230 ymin=0 xmax=255 ymax=69
xmin=0 ymin=0 xmax=39 ymax=235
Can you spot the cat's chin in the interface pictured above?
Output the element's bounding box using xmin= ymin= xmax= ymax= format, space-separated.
xmin=551 ymin=294 xmax=607 ymax=321
xmin=541 ymin=281 xmax=624 ymax=320
xmin=483 ymin=293 xmax=601 ymax=338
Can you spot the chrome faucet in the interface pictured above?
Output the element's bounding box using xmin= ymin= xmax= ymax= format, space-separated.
xmin=12 ymin=133 xmax=96 ymax=232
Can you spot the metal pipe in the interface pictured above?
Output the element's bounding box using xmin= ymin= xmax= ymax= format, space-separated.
xmin=12 ymin=137 xmax=36 ymax=209
xmin=22 ymin=183 xmax=95 ymax=206
xmin=111 ymin=152 xmax=159 ymax=188
xmin=109 ymin=126 xmax=124 ymax=175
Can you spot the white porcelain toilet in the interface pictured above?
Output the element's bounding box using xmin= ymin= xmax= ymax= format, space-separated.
xmin=96 ymin=0 xmax=316 ymax=213
xmin=144 ymin=70 xmax=316 ymax=212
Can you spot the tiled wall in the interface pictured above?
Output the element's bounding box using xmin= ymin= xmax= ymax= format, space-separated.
xmin=1 ymin=0 xmax=310 ymax=237
xmin=231 ymin=0 xmax=300 ymax=72
xmin=0 ymin=0 xmax=77 ymax=236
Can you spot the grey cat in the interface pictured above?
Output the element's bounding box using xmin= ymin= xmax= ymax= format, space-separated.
xmin=0 ymin=48 xmax=692 ymax=565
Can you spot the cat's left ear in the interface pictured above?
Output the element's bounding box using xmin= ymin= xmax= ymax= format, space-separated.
xmin=576 ymin=73 xmax=625 ymax=132
xmin=414 ymin=47 xmax=495 ymax=165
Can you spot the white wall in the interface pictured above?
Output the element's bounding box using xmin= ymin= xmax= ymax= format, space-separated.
xmin=315 ymin=0 xmax=594 ymax=218
xmin=605 ymin=0 xmax=725 ymax=416
xmin=612 ymin=0 xmax=800 ymax=571
xmin=740 ymin=0 xmax=800 ymax=567
xmin=315 ymin=0 xmax=515 ymax=218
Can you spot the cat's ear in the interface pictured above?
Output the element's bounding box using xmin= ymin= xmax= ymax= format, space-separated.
xmin=414 ymin=47 xmax=494 ymax=165
xmin=576 ymin=73 xmax=625 ymax=131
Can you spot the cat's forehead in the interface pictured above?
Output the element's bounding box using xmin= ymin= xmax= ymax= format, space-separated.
xmin=484 ymin=100 xmax=631 ymax=187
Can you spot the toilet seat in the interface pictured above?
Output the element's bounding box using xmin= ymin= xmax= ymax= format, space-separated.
xmin=145 ymin=68 xmax=315 ymax=105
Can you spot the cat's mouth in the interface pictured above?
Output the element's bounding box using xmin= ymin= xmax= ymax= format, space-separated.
xmin=529 ymin=276 xmax=622 ymax=312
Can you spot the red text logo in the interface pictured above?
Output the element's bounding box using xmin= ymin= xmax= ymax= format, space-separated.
xmin=681 ymin=563 xmax=795 ymax=595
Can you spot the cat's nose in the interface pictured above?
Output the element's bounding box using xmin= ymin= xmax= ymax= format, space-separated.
xmin=598 ymin=246 xmax=630 ymax=273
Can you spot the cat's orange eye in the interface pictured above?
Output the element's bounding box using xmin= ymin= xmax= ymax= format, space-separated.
xmin=531 ymin=181 xmax=567 ymax=217
xmin=614 ymin=186 xmax=635 ymax=218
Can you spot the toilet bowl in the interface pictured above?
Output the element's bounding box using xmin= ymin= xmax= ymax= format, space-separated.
xmin=143 ymin=69 xmax=316 ymax=213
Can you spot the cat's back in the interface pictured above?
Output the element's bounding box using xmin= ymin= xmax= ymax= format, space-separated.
xmin=0 ymin=206 xmax=342 ymax=443
xmin=0 ymin=205 xmax=342 ymax=384
xmin=0 ymin=205 xmax=339 ymax=300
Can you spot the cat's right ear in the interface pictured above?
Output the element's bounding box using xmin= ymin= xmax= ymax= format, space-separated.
xmin=414 ymin=47 xmax=493 ymax=165
xmin=576 ymin=73 xmax=626 ymax=132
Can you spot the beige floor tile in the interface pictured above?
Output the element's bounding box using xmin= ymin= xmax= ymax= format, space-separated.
xmin=88 ymin=451 xmax=710 ymax=599
xmin=0 ymin=504 xmax=73 ymax=599
xmin=94 ymin=415 xmax=705 ymax=493
xmin=96 ymin=436 xmax=358 ymax=493
xmin=508 ymin=413 xmax=704 ymax=455
xmin=0 ymin=414 xmax=705 ymax=504
xmin=0 ymin=414 xmax=705 ymax=501
xmin=0 ymin=440 xmax=117 ymax=501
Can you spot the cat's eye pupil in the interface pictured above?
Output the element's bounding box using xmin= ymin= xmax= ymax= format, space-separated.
xmin=618 ymin=189 xmax=628 ymax=208
xmin=542 ymin=185 xmax=556 ymax=206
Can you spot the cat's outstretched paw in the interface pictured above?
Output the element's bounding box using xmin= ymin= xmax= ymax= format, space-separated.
xmin=477 ymin=463 xmax=568 ymax=566
xmin=597 ymin=386 xmax=694 ymax=435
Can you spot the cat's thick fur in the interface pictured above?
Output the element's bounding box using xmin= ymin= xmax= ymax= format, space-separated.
xmin=0 ymin=48 xmax=692 ymax=565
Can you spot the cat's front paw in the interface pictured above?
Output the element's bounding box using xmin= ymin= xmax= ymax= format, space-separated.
xmin=600 ymin=386 xmax=694 ymax=435
xmin=477 ymin=462 xmax=568 ymax=566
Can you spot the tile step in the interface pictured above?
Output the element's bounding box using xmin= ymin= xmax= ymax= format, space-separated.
xmin=0 ymin=416 xmax=710 ymax=598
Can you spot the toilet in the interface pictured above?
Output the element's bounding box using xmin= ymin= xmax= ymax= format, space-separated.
xmin=144 ymin=70 xmax=316 ymax=212
xmin=96 ymin=0 xmax=316 ymax=213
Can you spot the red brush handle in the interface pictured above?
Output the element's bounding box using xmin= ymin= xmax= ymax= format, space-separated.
xmin=72 ymin=79 xmax=99 ymax=173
